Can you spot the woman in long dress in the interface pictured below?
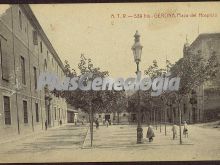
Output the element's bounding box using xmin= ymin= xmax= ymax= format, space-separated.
xmin=172 ymin=124 xmax=178 ymax=139
xmin=146 ymin=125 xmax=155 ymax=142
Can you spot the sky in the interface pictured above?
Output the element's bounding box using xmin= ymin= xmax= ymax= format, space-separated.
xmin=28 ymin=2 xmax=220 ymax=78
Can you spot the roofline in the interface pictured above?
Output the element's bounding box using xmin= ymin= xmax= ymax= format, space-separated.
xmin=19 ymin=4 xmax=65 ymax=72
xmin=190 ymin=33 xmax=220 ymax=49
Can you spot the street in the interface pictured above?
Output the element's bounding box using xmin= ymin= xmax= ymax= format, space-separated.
xmin=0 ymin=123 xmax=219 ymax=162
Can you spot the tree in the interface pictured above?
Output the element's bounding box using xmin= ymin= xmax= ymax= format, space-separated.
xmin=61 ymin=54 xmax=109 ymax=147
xmin=169 ymin=50 xmax=219 ymax=144
xmin=144 ymin=60 xmax=166 ymax=127
xmin=127 ymin=60 xmax=166 ymax=126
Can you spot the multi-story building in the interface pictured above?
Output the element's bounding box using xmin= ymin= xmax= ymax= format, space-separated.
xmin=0 ymin=4 xmax=67 ymax=141
xmin=180 ymin=33 xmax=220 ymax=123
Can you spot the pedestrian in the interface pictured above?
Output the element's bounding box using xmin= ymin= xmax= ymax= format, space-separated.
xmin=106 ymin=120 xmax=109 ymax=127
xmin=95 ymin=118 xmax=99 ymax=129
xmin=109 ymin=119 xmax=111 ymax=125
xmin=45 ymin=120 xmax=48 ymax=131
xmin=172 ymin=124 xmax=178 ymax=140
xmin=146 ymin=125 xmax=155 ymax=142
xmin=183 ymin=121 xmax=188 ymax=138
xmin=81 ymin=118 xmax=84 ymax=125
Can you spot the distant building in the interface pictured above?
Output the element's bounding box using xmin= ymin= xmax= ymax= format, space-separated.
xmin=0 ymin=4 xmax=67 ymax=140
xmin=67 ymin=106 xmax=78 ymax=123
xmin=94 ymin=111 xmax=130 ymax=125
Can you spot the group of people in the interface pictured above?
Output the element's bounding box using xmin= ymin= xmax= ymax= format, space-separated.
xmin=146 ymin=121 xmax=188 ymax=142
xmin=95 ymin=118 xmax=113 ymax=129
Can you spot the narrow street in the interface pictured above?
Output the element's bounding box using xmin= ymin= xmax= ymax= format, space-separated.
xmin=0 ymin=123 xmax=219 ymax=162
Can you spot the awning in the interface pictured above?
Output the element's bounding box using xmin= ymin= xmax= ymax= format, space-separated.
xmin=67 ymin=109 xmax=78 ymax=113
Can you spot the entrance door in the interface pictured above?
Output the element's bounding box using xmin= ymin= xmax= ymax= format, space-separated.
xmin=192 ymin=107 xmax=196 ymax=123
xmin=131 ymin=114 xmax=136 ymax=122
xmin=105 ymin=114 xmax=110 ymax=121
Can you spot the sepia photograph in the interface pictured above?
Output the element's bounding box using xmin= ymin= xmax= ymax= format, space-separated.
xmin=0 ymin=2 xmax=220 ymax=163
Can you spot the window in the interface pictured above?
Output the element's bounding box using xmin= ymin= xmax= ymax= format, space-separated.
xmin=19 ymin=10 xmax=22 ymax=30
xmin=44 ymin=59 xmax=47 ymax=71
xmin=33 ymin=67 xmax=37 ymax=89
xmin=52 ymin=58 xmax=54 ymax=66
xmin=40 ymin=41 xmax=43 ymax=53
xmin=23 ymin=100 xmax=28 ymax=123
xmin=3 ymin=96 xmax=11 ymax=125
xmin=123 ymin=113 xmax=126 ymax=117
xmin=0 ymin=39 xmax=9 ymax=81
xmin=35 ymin=103 xmax=39 ymax=122
xmin=33 ymin=30 xmax=38 ymax=45
xmin=54 ymin=107 xmax=57 ymax=120
xmin=47 ymin=51 xmax=49 ymax=61
xmin=20 ymin=56 xmax=26 ymax=85
xmin=99 ymin=115 xmax=101 ymax=118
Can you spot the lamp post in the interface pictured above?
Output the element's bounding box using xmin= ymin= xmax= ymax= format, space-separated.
xmin=132 ymin=30 xmax=143 ymax=144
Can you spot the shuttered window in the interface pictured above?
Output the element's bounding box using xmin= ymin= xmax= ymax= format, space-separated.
xmin=33 ymin=67 xmax=37 ymax=89
xmin=35 ymin=103 xmax=39 ymax=122
xmin=19 ymin=10 xmax=22 ymax=30
xmin=3 ymin=96 xmax=11 ymax=125
xmin=0 ymin=39 xmax=9 ymax=81
xmin=23 ymin=100 xmax=28 ymax=123
xmin=33 ymin=30 xmax=38 ymax=45
xmin=40 ymin=41 xmax=43 ymax=53
xmin=21 ymin=56 xmax=26 ymax=85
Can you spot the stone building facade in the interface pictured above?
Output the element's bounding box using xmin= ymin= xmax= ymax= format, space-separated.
xmin=0 ymin=4 xmax=67 ymax=141
xmin=181 ymin=33 xmax=220 ymax=123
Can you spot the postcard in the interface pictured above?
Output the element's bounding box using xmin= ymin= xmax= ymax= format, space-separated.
xmin=0 ymin=2 xmax=220 ymax=163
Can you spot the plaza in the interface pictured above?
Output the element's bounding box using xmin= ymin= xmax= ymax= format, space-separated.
xmin=0 ymin=122 xmax=219 ymax=162
xmin=0 ymin=3 xmax=220 ymax=163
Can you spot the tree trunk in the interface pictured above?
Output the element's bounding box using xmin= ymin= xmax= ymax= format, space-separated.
xmin=165 ymin=107 xmax=167 ymax=136
xmin=113 ymin=112 xmax=116 ymax=125
xmin=178 ymin=100 xmax=182 ymax=144
xmin=117 ymin=112 xmax=120 ymax=124
xmin=89 ymin=101 xmax=93 ymax=147
xmin=160 ymin=111 xmax=162 ymax=133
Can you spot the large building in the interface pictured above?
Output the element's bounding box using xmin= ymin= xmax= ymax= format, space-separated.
xmin=0 ymin=4 xmax=67 ymax=141
xmin=181 ymin=33 xmax=220 ymax=123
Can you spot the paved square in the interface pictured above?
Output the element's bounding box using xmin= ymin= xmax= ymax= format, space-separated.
xmin=0 ymin=123 xmax=219 ymax=162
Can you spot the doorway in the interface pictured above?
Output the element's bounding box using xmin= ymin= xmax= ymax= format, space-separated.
xmin=105 ymin=114 xmax=110 ymax=121
xmin=131 ymin=113 xmax=136 ymax=122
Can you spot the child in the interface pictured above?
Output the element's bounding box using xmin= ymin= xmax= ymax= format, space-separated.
xmin=183 ymin=121 xmax=188 ymax=138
